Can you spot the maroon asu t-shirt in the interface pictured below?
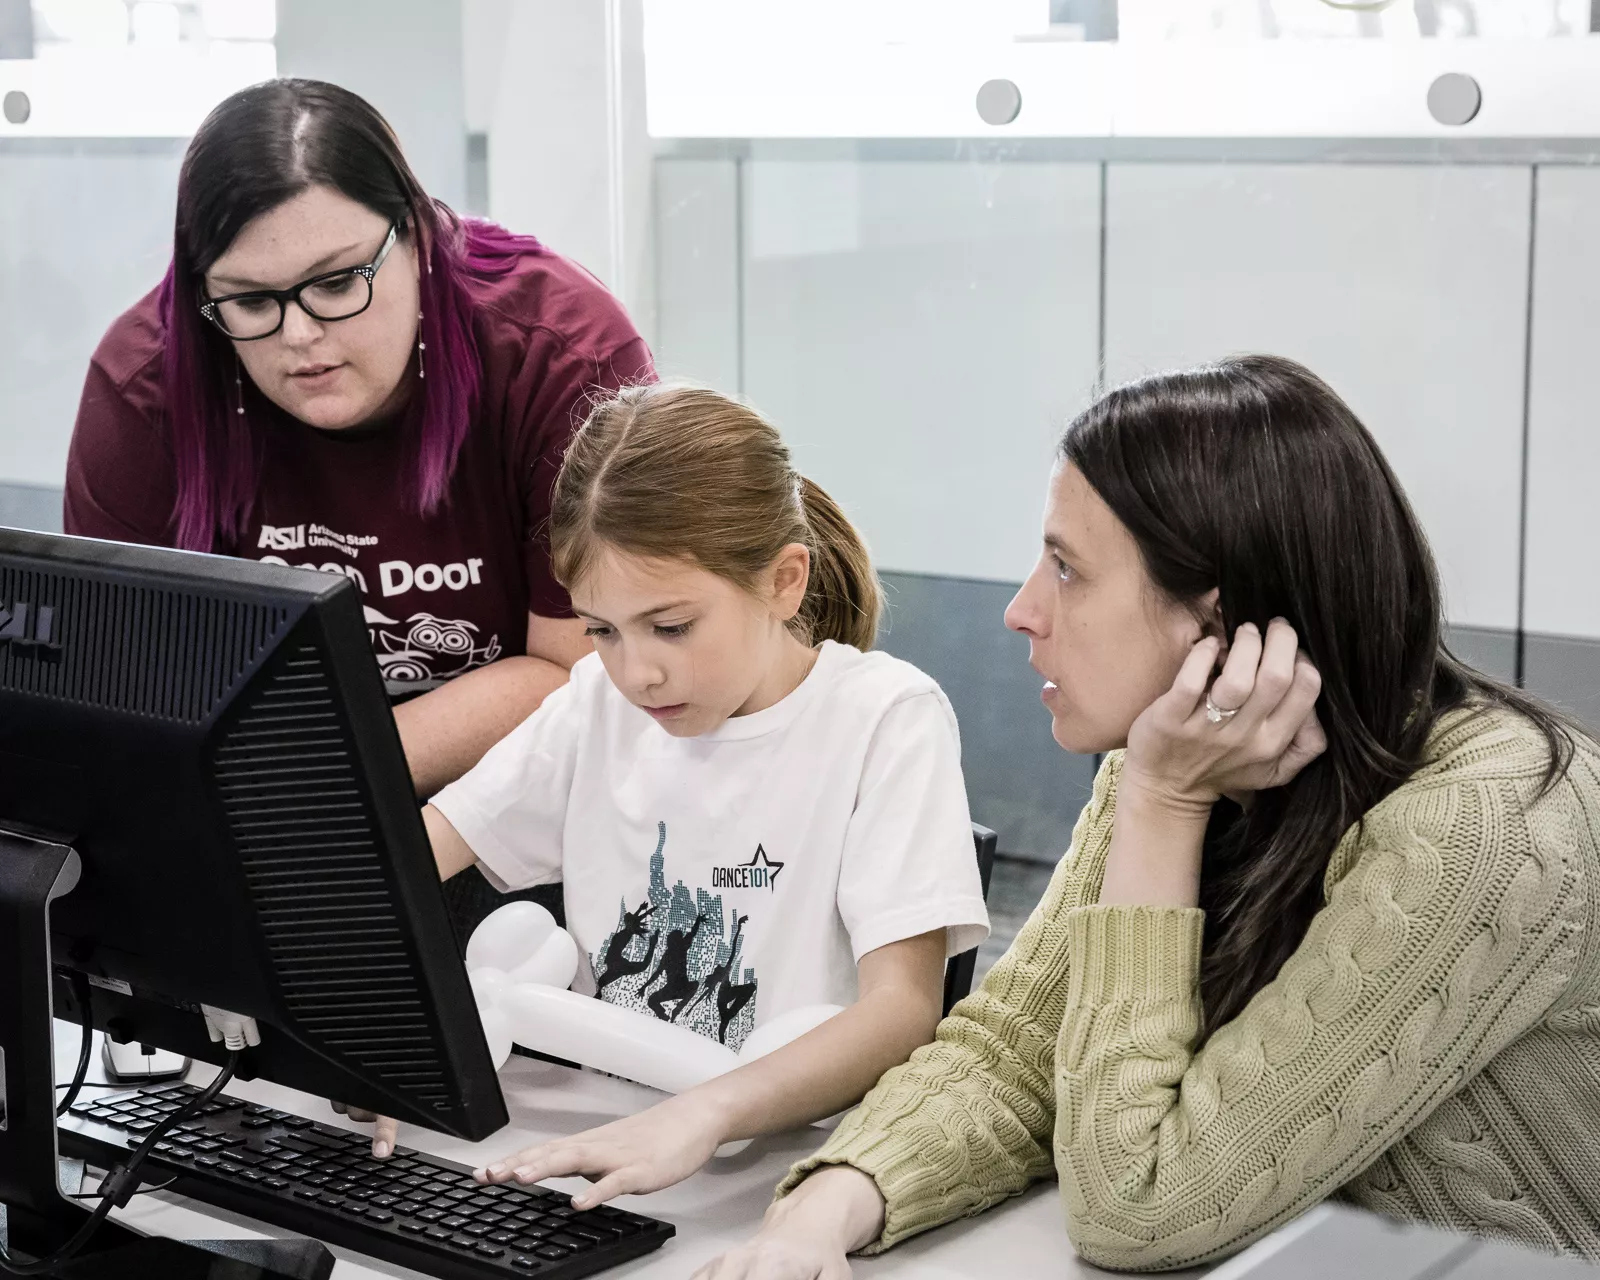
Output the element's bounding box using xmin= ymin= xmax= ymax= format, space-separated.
xmin=64 ymin=246 xmax=654 ymax=699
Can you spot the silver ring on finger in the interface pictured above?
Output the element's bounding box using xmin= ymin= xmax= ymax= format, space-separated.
xmin=1205 ymin=691 xmax=1241 ymax=724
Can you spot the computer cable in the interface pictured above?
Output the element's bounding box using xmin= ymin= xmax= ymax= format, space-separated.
xmin=52 ymin=973 xmax=94 ymax=1119
xmin=66 ymin=1177 xmax=177 ymax=1200
xmin=0 ymin=1049 xmax=241 ymax=1277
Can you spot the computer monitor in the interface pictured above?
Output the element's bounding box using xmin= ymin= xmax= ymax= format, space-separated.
xmin=0 ymin=527 xmax=507 ymax=1244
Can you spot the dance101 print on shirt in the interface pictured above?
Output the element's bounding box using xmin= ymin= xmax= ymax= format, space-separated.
xmin=591 ymin=822 xmax=782 ymax=1052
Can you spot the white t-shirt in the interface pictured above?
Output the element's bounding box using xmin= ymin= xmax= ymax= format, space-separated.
xmin=430 ymin=641 xmax=989 ymax=1053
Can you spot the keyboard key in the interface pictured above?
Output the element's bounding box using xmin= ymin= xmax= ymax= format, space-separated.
xmin=292 ymin=1188 xmax=323 ymax=1202
xmin=192 ymin=1140 xmax=223 ymax=1153
xmin=168 ymin=1148 xmax=194 ymax=1161
xmin=126 ymin=1120 xmax=157 ymax=1132
xmin=510 ymin=1258 xmax=543 ymax=1272
xmin=473 ymin=1243 xmax=505 ymax=1258
xmin=512 ymin=1234 xmax=551 ymax=1249
xmin=243 ymin=1104 xmax=270 ymax=1116
xmin=416 ymin=1209 xmax=447 ymax=1223
xmin=281 ymin=1117 xmax=312 ymax=1129
xmin=363 ymin=1209 xmax=394 ymax=1224
xmin=369 ymin=1194 xmax=399 ymax=1208
xmin=535 ymin=1245 xmax=572 ymax=1261
xmin=338 ymin=1202 xmax=368 ymax=1217
xmin=397 ymin=1220 xmax=429 ymax=1234
xmin=217 ymin=1162 xmax=243 ymax=1176
xmin=462 ymin=1224 xmax=492 ymax=1238
xmin=241 ymin=1116 xmax=274 ymax=1129
xmin=440 ymin=1215 xmax=470 ymax=1230
xmin=448 ymin=1234 xmax=480 ymax=1251
xmin=424 ymin=1227 xmax=454 ymax=1243
xmin=195 ymin=1157 xmax=221 ymax=1169
xmin=487 ymin=1230 xmax=519 ymax=1245
xmin=393 ymin=1201 xmax=423 ymax=1217
xmin=238 ymin=1170 xmax=264 ymax=1183
xmin=262 ymin=1178 xmax=290 ymax=1191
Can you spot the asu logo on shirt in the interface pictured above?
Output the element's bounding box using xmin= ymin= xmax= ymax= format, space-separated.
xmin=257 ymin=523 xmax=307 ymax=551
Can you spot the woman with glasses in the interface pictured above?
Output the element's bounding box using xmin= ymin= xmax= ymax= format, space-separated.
xmin=64 ymin=78 xmax=654 ymax=800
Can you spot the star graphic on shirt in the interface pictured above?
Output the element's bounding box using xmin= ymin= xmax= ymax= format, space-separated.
xmin=737 ymin=845 xmax=785 ymax=889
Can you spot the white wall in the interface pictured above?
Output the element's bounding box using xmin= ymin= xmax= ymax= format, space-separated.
xmin=740 ymin=158 xmax=1102 ymax=584
xmin=483 ymin=0 xmax=655 ymax=336
xmin=1525 ymin=166 xmax=1600 ymax=644
xmin=1104 ymin=162 xmax=1533 ymax=636
xmin=0 ymin=140 xmax=183 ymax=487
xmin=276 ymin=0 xmax=467 ymax=212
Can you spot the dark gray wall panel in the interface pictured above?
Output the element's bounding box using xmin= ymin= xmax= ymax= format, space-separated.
xmin=0 ymin=481 xmax=61 ymax=533
xmin=878 ymin=571 xmax=1095 ymax=864
xmin=1446 ymin=624 xmax=1518 ymax=685
xmin=1524 ymin=633 xmax=1600 ymax=735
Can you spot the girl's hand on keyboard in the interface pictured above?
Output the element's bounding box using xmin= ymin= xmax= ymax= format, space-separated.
xmin=690 ymin=1166 xmax=881 ymax=1279
xmin=475 ymin=1092 xmax=725 ymax=1207
xmin=331 ymin=1101 xmax=400 ymax=1158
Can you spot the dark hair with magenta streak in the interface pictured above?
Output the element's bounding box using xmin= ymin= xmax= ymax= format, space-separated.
xmin=162 ymin=77 xmax=543 ymax=551
xmin=1061 ymin=353 xmax=1592 ymax=1032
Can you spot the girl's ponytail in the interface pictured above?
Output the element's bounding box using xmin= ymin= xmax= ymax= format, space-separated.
xmin=796 ymin=476 xmax=881 ymax=650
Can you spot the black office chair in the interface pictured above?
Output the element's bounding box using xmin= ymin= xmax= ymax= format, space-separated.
xmin=942 ymin=823 xmax=999 ymax=1016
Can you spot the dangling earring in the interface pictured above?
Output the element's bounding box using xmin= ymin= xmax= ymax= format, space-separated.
xmin=416 ymin=310 xmax=426 ymax=381
xmin=234 ymin=353 xmax=246 ymax=417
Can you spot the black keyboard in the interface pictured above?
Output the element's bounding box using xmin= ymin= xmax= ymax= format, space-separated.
xmin=59 ymin=1081 xmax=674 ymax=1279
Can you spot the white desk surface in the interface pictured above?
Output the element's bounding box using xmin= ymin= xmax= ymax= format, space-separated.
xmin=61 ymin=1025 xmax=1577 ymax=1279
xmin=55 ymin=1023 xmax=1195 ymax=1279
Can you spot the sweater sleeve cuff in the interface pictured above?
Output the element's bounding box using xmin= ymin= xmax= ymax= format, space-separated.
xmin=1064 ymin=905 xmax=1205 ymax=1007
xmin=773 ymin=1123 xmax=965 ymax=1255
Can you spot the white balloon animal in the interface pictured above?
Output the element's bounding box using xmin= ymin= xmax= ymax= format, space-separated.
xmin=465 ymin=902 xmax=843 ymax=1099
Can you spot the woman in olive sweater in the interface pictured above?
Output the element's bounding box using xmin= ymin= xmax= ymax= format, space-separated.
xmin=698 ymin=355 xmax=1600 ymax=1277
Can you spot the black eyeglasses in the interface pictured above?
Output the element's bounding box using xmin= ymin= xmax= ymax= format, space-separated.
xmin=199 ymin=223 xmax=399 ymax=340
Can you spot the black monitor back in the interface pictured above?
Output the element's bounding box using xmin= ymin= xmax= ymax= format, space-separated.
xmin=0 ymin=528 xmax=507 ymax=1140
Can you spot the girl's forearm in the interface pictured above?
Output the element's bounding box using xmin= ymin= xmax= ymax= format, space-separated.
xmin=395 ymin=655 xmax=569 ymax=799
xmin=679 ymin=985 xmax=942 ymax=1144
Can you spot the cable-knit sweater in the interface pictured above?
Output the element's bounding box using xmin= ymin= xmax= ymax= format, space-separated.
xmin=778 ymin=705 xmax=1600 ymax=1270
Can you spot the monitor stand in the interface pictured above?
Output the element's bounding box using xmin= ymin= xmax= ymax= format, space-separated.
xmin=0 ymin=831 xmax=334 ymax=1279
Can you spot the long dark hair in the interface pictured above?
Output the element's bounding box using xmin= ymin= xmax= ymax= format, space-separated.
xmin=1063 ymin=354 xmax=1587 ymax=1031
xmin=162 ymin=78 xmax=543 ymax=551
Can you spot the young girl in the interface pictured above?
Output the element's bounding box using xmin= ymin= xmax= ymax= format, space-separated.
xmin=396 ymin=383 xmax=990 ymax=1205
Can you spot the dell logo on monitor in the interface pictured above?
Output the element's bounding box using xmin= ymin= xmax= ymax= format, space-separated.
xmin=0 ymin=601 xmax=61 ymax=651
